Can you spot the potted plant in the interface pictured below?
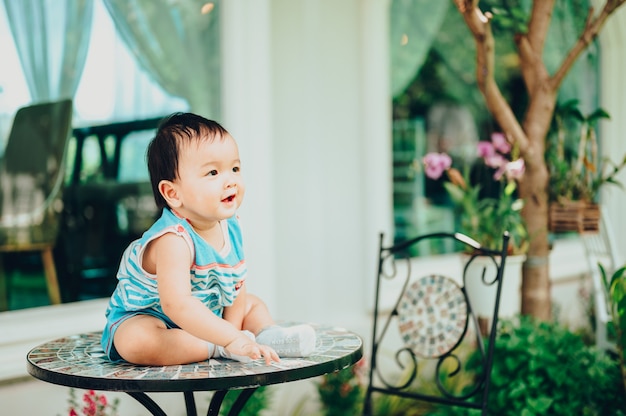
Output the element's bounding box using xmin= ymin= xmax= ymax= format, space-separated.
xmin=546 ymin=100 xmax=626 ymax=233
xmin=423 ymin=132 xmax=528 ymax=256
xmin=423 ymin=132 xmax=528 ymax=318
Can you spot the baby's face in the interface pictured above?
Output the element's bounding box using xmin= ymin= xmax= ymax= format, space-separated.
xmin=173 ymin=133 xmax=245 ymax=225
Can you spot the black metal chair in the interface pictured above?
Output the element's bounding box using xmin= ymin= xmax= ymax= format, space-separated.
xmin=363 ymin=231 xmax=510 ymax=415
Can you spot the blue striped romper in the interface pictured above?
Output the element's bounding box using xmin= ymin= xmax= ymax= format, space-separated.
xmin=101 ymin=208 xmax=247 ymax=361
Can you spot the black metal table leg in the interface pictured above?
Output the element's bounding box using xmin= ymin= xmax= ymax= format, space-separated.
xmin=227 ymin=388 xmax=258 ymax=416
xmin=126 ymin=391 xmax=167 ymax=416
xmin=207 ymin=390 xmax=228 ymax=416
xmin=184 ymin=391 xmax=197 ymax=415
xmin=206 ymin=388 xmax=258 ymax=416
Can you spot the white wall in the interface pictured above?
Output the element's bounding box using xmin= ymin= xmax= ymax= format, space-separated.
xmin=221 ymin=0 xmax=279 ymax=309
xmin=598 ymin=4 xmax=626 ymax=262
xmin=219 ymin=0 xmax=626 ymax=340
xmin=222 ymin=0 xmax=393 ymax=330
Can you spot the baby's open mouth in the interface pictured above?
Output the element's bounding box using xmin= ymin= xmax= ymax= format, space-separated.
xmin=222 ymin=194 xmax=236 ymax=203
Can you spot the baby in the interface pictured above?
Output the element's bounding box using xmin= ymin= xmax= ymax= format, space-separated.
xmin=101 ymin=112 xmax=315 ymax=365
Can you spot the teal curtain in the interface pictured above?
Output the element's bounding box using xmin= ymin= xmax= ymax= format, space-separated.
xmin=102 ymin=0 xmax=221 ymax=118
xmin=543 ymin=0 xmax=598 ymax=108
xmin=389 ymin=0 xmax=449 ymax=98
xmin=390 ymin=1 xmax=595 ymax=107
xmin=3 ymin=0 xmax=93 ymax=103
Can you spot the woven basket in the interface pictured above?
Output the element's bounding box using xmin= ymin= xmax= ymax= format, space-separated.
xmin=548 ymin=200 xmax=600 ymax=233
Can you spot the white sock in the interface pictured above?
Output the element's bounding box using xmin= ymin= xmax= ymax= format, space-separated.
xmin=216 ymin=330 xmax=256 ymax=363
xmin=207 ymin=342 xmax=216 ymax=359
xmin=255 ymin=324 xmax=316 ymax=357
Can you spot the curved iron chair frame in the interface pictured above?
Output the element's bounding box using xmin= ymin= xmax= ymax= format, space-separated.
xmin=363 ymin=231 xmax=510 ymax=416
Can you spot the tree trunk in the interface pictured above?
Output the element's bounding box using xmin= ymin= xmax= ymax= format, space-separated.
xmin=518 ymin=166 xmax=552 ymax=319
xmin=518 ymin=87 xmax=555 ymax=320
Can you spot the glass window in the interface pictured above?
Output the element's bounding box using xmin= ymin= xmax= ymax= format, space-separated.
xmin=0 ymin=0 xmax=192 ymax=310
xmin=389 ymin=1 xmax=598 ymax=254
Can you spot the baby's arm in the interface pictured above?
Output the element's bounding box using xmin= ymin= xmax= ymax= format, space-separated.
xmin=222 ymin=282 xmax=247 ymax=330
xmin=149 ymin=233 xmax=277 ymax=363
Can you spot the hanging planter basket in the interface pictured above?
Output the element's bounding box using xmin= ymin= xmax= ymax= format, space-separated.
xmin=548 ymin=200 xmax=600 ymax=234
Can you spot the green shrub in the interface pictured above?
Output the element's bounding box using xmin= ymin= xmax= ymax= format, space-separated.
xmin=483 ymin=317 xmax=626 ymax=415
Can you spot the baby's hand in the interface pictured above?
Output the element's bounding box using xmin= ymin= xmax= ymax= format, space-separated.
xmin=223 ymin=334 xmax=280 ymax=364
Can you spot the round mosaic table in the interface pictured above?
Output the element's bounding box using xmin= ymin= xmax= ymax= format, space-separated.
xmin=27 ymin=324 xmax=363 ymax=416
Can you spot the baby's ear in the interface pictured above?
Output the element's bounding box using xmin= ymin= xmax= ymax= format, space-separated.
xmin=159 ymin=180 xmax=181 ymax=208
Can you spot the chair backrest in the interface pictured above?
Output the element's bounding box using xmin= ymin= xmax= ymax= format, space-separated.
xmin=363 ymin=231 xmax=510 ymax=416
xmin=0 ymin=99 xmax=73 ymax=242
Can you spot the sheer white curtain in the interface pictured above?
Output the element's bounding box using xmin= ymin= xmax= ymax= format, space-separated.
xmin=102 ymin=0 xmax=221 ymax=118
xmin=2 ymin=0 xmax=93 ymax=103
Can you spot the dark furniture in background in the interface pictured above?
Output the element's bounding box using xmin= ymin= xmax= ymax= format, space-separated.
xmin=0 ymin=99 xmax=74 ymax=311
xmin=363 ymin=231 xmax=510 ymax=415
xmin=56 ymin=116 xmax=164 ymax=302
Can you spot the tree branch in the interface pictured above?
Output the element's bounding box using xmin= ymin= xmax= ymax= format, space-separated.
xmin=527 ymin=0 xmax=555 ymax=55
xmin=453 ymin=0 xmax=529 ymax=151
xmin=517 ymin=2 xmax=554 ymax=95
xmin=551 ymin=0 xmax=626 ymax=90
xmin=516 ymin=33 xmax=550 ymax=96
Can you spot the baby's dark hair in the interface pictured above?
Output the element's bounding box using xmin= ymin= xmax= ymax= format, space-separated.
xmin=147 ymin=112 xmax=229 ymax=210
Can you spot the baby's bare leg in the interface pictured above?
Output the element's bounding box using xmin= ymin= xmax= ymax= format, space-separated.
xmin=114 ymin=314 xmax=210 ymax=365
xmin=241 ymin=294 xmax=276 ymax=335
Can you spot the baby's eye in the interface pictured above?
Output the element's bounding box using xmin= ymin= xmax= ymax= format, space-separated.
xmin=232 ymin=166 xmax=241 ymax=173
xmin=207 ymin=169 xmax=218 ymax=176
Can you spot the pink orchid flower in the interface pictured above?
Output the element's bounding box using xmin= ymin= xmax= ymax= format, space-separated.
xmin=477 ymin=141 xmax=495 ymax=159
xmin=504 ymin=158 xmax=525 ymax=181
xmin=491 ymin=132 xmax=511 ymax=154
xmin=484 ymin=153 xmax=507 ymax=170
xmin=422 ymin=152 xmax=452 ymax=180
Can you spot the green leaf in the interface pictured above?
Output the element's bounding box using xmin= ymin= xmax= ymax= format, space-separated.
xmin=587 ymin=108 xmax=611 ymax=123
xmin=609 ymin=266 xmax=626 ymax=294
xmin=443 ymin=182 xmax=465 ymax=204
xmin=528 ymin=397 xmax=553 ymax=412
xmin=504 ymin=181 xmax=516 ymax=196
xmin=509 ymin=382 xmax=527 ymax=399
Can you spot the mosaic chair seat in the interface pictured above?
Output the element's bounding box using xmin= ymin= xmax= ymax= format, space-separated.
xmin=363 ymin=231 xmax=510 ymax=416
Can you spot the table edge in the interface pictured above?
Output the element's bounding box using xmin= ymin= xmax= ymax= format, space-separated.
xmin=26 ymin=332 xmax=363 ymax=392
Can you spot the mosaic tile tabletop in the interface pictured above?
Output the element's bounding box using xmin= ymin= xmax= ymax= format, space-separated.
xmin=397 ymin=275 xmax=468 ymax=358
xmin=27 ymin=324 xmax=363 ymax=392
